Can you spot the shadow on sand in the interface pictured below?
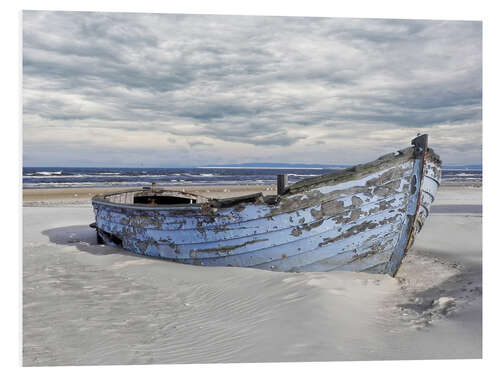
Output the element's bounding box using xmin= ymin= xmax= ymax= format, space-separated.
xmin=42 ymin=225 xmax=142 ymax=258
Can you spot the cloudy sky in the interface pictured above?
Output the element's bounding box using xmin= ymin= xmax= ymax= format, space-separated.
xmin=23 ymin=11 xmax=482 ymax=167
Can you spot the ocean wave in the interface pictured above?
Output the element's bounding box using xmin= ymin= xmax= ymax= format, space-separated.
xmin=23 ymin=179 xmax=274 ymax=189
xmin=287 ymin=173 xmax=317 ymax=177
xmin=33 ymin=171 xmax=63 ymax=176
xmin=24 ymin=174 xmax=89 ymax=179
xmin=454 ymin=173 xmax=481 ymax=177
xmin=22 ymin=166 xmax=481 ymax=189
xmin=23 ymin=173 xmax=180 ymax=179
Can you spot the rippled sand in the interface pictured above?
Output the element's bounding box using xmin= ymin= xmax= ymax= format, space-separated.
xmin=22 ymin=186 xmax=482 ymax=365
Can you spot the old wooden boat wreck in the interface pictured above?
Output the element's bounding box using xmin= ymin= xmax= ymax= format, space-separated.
xmin=91 ymin=135 xmax=441 ymax=276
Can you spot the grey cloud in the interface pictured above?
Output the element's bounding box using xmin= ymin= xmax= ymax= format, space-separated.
xmin=188 ymin=140 xmax=212 ymax=148
xmin=22 ymin=11 xmax=482 ymax=166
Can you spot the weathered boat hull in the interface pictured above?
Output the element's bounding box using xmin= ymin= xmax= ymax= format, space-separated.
xmin=92 ymin=135 xmax=441 ymax=276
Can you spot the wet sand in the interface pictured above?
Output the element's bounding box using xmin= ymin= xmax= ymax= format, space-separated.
xmin=22 ymin=185 xmax=482 ymax=365
xmin=22 ymin=185 xmax=277 ymax=206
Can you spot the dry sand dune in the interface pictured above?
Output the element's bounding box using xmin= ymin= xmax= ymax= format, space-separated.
xmin=22 ymin=186 xmax=482 ymax=365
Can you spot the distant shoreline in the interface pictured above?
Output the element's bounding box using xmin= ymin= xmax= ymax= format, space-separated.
xmin=196 ymin=166 xmax=333 ymax=170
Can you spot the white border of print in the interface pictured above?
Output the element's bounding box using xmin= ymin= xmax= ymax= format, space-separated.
xmin=2 ymin=1 xmax=496 ymax=375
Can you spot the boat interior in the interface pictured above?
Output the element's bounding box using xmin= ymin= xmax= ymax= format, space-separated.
xmin=95 ymin=188 xmax=210 ymax=206
xmin=93 ymin=187 xmax=281 ymax=207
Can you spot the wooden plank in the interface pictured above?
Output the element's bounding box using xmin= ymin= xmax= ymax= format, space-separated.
xmin=277 ymin=174 xmax=288 ymax=195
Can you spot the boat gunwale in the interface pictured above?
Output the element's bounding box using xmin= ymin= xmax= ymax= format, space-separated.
xmin=92 ymin=189 xmax=210 ymax=209
xmin=286 ymin=146 xmax=440 ymax=195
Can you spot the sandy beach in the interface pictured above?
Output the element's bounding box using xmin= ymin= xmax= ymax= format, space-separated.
xmin=22 ymin=185 xmax=278 ymax=206
xmin=22 ymin=184 xmax=482 ymax=365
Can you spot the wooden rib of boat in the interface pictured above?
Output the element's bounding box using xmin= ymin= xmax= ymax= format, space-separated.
xmin=91 ymin=134 xmax=441 ymax=276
